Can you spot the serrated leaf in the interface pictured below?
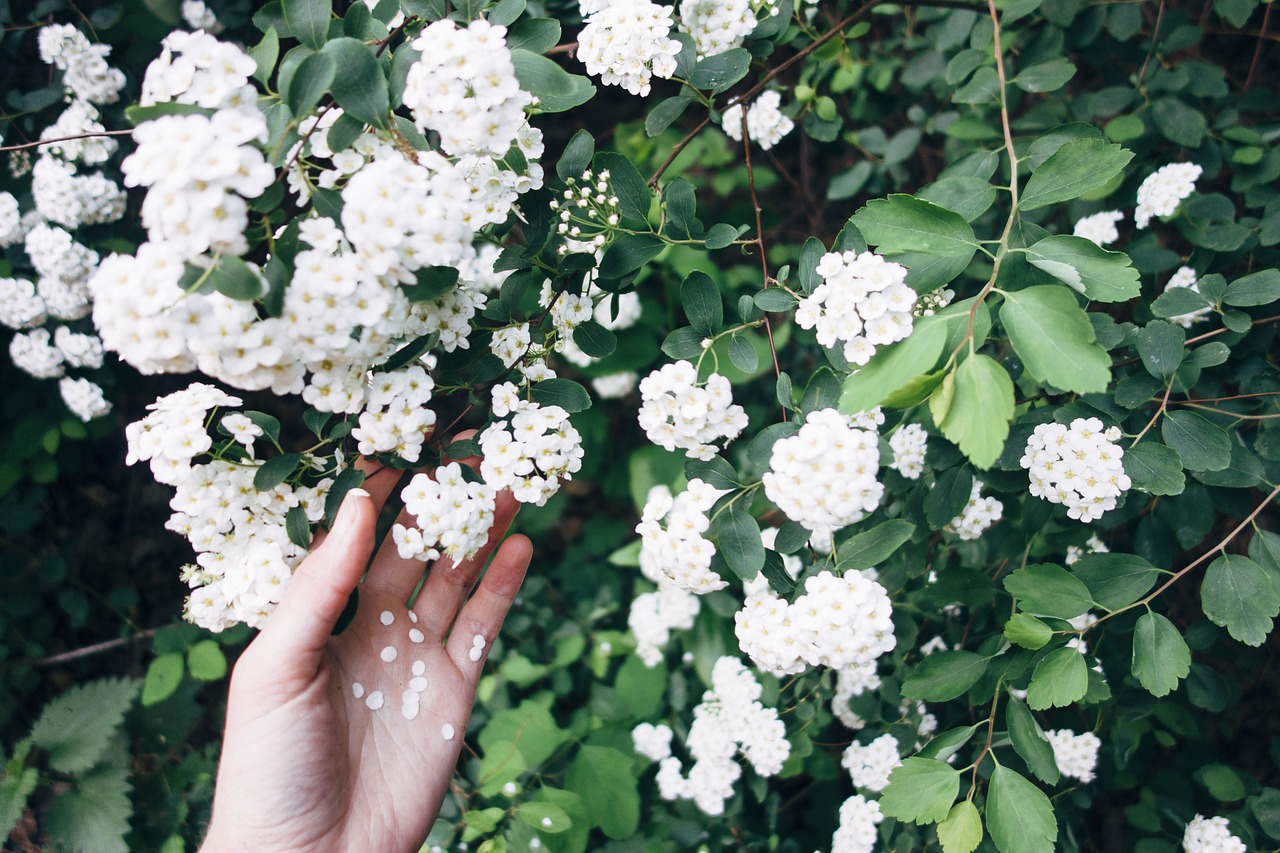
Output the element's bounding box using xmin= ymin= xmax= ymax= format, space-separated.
xmin=1022 ymin=236 xmax=1141 ymax=302
xmin=839 ymin=318 xmax=948 ymax=414
xmin=30 ymin=678 xmax=140 ymax=774
xmin=1162 ymin=410 xmax=1231 ymax=472
xmin=1070 ymin=552 xmax=1159 ymax=610
xmin=44 ymin=742 xmax=133 ymax=853
xmin=1000 ymin=286 xmax=1111 ymax=393
xmin=1006 ymin=696 xmax=1060 ymax=785
xmin=918 ymin=724 xmax=981 ymax=762
xmin=1020 ymin=137 xmax=1133 ymax=210
xmin=1004 ymin=563 xmax=1094 ymax=619
xmin=879 ymin=757 xmax=960 ymax=824
xmin=902 ymin=651 xmax=989 ymax=701
xmin=1004 ymin=613 xmax=1053 ymax=650
xmin=0 ymin=766 xmax=37 ymax=842
xmin=1132 ymin=611 xmax=1190 ymax=697
xmin=1026 ymin=647 xmax=1088 ymax=710
xmin=986 ymin=763 xmax=1057 ymax=853
xmin=835 ymin=519 xmax=915 ymax=570
xmin=851 ymin=195 xmax=980 ymax=259
xmin=565 ymin=745 xmax=640 ymax=839
xmin=1124 ymin=442 xmax=1186 ymax=496
xmin=934 ymin=355 xmax=1014 ymax=470
xmin=937 ymin=800 xmax=984 ymax=853
xmin=1201 ymin=554 xmax=1280 ymax=647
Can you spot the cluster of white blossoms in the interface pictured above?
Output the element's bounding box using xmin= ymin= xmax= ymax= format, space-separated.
xmin=638 ymin=361 xmax=749 ymax=460
xmin=1164 ymin=266 xmax=1214 ymax=328
xmin=352 ymin=365 xmax=437 ymax=463
xmin=391 ymin=463 xmax=497 ymax=564
xmin=403 ymin=20 xmax=532 ymax=158
xmin=23 ymin=223 xmax=99 ymax=321
xmin=796 ymin=250 xmax=917 ymax=365
xmin=680 ymin=0 xmax=759 ymax=58
xmin=1072 ymin=210 xmax=1124 ymax=246
xmin=139 ymin=30 xmax=257 ymax=110
xmin=37 ymin=23 xmax=127 ymax=104
xmin=1045 ymin=729 xmax=1101 ymax=784
xmin=629 ymin=584 xmax=701 ymax=666
xmin=1182 ymin=815 xmax=1248 ymax=853
xmin=550 ymin=168 xmax=621 ymax=252
xmin=577 ymin=0 xmax=681 ymax=96
xmin=1135 ymin=162 xmax=1202 ymax=229
xmin=841 ymin=732 xmax=902 ymax=793
xmin=722 ymin=90 xmax=794 ymax=151
xmin=650 ymin=657 xmax=790 ymax=816
xmin=762 ymin=408 xmax=883 ymax=538
xmin=948 ymin=481 xmax=1004 ymax=540
xmin=637 ymin=480 xmax=727 ymax=594
xmin=181 ymin=0 xmax=224 ymax=32
xmin=831 ymin=794 xmax=884 ymax=853
xmin=125 ymin=383 xmax=241 ymax=485
xmin=736 ymin=569 xmax=897 ymax=674
xmin=831 ymin=662 xmax=882 ymax=729
xmin=889 ymin=422 xmax=927 ymax=479
xmin=477 ymin=383 xmax=585 ymax=506
xmin=39 ymin=99 xmax=117 ymax=165
xmin=1066 ymin=533 xmax=1109 ymax=565
xmin=1021 ymin=418 xmax=1131 ymax=523
xmin=631 ymin=722 xmax=675 ymax=762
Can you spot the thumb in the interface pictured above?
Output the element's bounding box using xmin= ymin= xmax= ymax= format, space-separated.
xmin=254 ymin=489 xmax=376 ymax=659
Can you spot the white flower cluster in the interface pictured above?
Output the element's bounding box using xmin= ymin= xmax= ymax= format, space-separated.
xmin=797 ymin=250 xmax=917 ymax=365
xmin=638 ymin=361 xmax=748 ymax=460
xmin=550 ymin=168 xmax=621 ymax=253
xmin=680 ymin=0 xmax=758 ymax=57
xmin=125 ymin=383 xmax=242 ymax=485
xmin=1066 ymin=533 xmax=1109 ymax=565
xmin=24 ymin=223 xmax=99 ymax=321
xmin=1045 ymin=729 xmax=1101 ymax=784
xmin=577 ymin=0 xmax=681 ymax=96
xmin=60 ymin=376 xmax=112 ymax=421
xmin=762 ymin=408 xmax=883 ymax=538
xmin=637 ymin=480 xmax=727 ymax=594
xmin=722 ymin=90 xmax=794 ymax=151
xmin=948 ymin=481 xmax=1004 ymax=540
xmin=1165 ymin=266 xmax=1213 ymax=328
xmin=652 ymin=657 xmax=790 ymax=816
xmin=629 ymin=585 xmax=701 ymax=666
xmin=736 ymin=569 xmax=897 ymax=674
xmin=352 ymin=365 xmax=437 ymax=463
xmin=140 ymin=30 xmax=257 ymax=109
xmin=831 ymin=794 xmax=884 ymax=853
xmin=404 ymin=20 xmax=532 ymax=158
xmin=1182 ymin=815 xmax=1247 ymax=853
xmin=37 ymin=23 xmax=127 ymax=104
xmin=478 ymin=383 xmax=585 ymax=505
xmin=841 ymin=732 xmax=902 ymax=793
xmin=182 ymin=0 xmax=224 ymax=32
xmin=1135 ymin=162 xmax=1202 ymax=229
xmin=39 ymin=100 xmax=117 ymax=165
xmin=889 ymin=422 xmax=927 ymax=479
xmin=391 ymin=463 xmax=497 ymax=564
xmin=631 ymin=722 xmax=675 ymax=761
xmin=9 ymin=329 xmax=65 ymax=379
xmin=831 ymin=662 xmax=882 ymax=729
xmin=1021 ymin=418 xmax=1131 ymax=523
xmin=1073 ymin=210 xmax=1124 ymax=246
xmin=30 ymin=154 xmax=126 ymax=230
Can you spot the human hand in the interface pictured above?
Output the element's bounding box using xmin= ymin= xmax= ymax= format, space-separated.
xmin=200 ymin=454 xmax=531 ymax=853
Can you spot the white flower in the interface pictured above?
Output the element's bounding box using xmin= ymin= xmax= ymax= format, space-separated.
xmin=631 ymin=723 xmax=675 ymax=761
xmin=722 ymin=90 xmax=794 ymax=151
xmin=1020 ymin=418 xmax=1131 ymax=523
xmin=1066 ymin=533 xmax=1109 ymax=565
xmin=1135 ymin=162 xmax=1201 ymax=228
xmin=795 ymin=250 xmax=916 ymax=365
xmin=948 ymin=481 xmax=1003 ymax=540
xmin=638 ymin=361 xmax=748 ymax=460
xmin=681 ymin=0 xmax=758 ymax=58
xmin=578 ymin=0 xmax=681 ymax=97
xmin=1182 ymin=815 xmax=1247 ymax=853
xmin=59 ymin=377 xmax=111 ymax=421
xmin=478 ymin=395 xmax=584 ymax=506
xmin=889 ymin=423 xmax=927 ymax=479
xmin=841 ymin=732 xmax=902 ymax=792
xmin=394 ymin=463 xmax=497 ymax=563
xmin=637 ymin=481 xmax=729 ymax=594
xmin=1073 ymin=210 xmax=1124 ymax=246
xmin=831 ymin=794 xmax=883 ymax=853
xmin=1045 ymin=729 xmax=1101 ymax=784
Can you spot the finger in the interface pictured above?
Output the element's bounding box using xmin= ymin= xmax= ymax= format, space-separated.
xmin=307 ymin=458 xmax=403 ymax=551
xmin=445 ymin=533 xmax=531 ymax=677
xmin=412 ymin=490 xmax=520 ymax=641
xmin=254 ymin=489 xmax=376 ymax=659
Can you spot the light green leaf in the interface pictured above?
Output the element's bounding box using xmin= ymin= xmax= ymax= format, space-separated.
xmin=0 ymin=766 xmax=37 ymax=841
xmin=1000 ymin=286 xmax=1111 ymax=393
xmin=902 ymin=651 xmax=989 ymax=702
xmin=479 ymin=700 xmax=570 ymax=768
xmin=517 ymin=801 xmax=572 ymax=833
xmin=565 ymin=745 xmax=640 ymax=839
xmin=834 ymin=519 xmax=916 ymax=571
xmin=30 ymin=678 xmax=140 ymax=774
xmin=1004 ymin=563 xmax=1095 ymax=619
xmin=986 ymin=763 xmax=1057 ymax=853
xmin=839 ymin=317 xmax=947 ymax=414
xmin=1020 ymin=137 xmax=1134 ymax=210
xmin=879 ymin=757 xmax=961 ymax=825
xmin=851 ymin=194 xmax=980 ymax=258
xmin=1004 ymin=613 xmax=1054 ymax=650
xmin=141 ymin=653 xmax=184 ymax=707
xmin=1006 ymin=696 xmax=1060 ymax=785
xmin=1132 ymin=611 xmax=1191 ymax=697
xmin=1162 ymin=410 xmax=1231 ymax=472
xmin=1124 ymin=442 xmax=1186 ymax=496
xmin=1201 ymin=554 xmax=1280 ymax=646
xmin=511 ymin=48 xmax=596 ymax=113
xmin=283 ymin=0 xmax=332 ymax=50
xmin=1026 ymin=647 xmax=1088 ymax=710
xmin=937 ymin=800 xmax=984 ymax=853
xmin=322 ymin=38 xmax=390 ymax=129
xmin=934 ymin=354 xmax=1014 ymax=470
xmin=1022 ymin=236 xmax=1141 ymax=302
xmin=1013 ymin=57 xmax=1076 ymax=92
xmin=187 ymin=639 xmax=228 ymax=681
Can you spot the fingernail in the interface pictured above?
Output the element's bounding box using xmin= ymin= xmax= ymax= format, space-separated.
xmin=348 ymin=488 xmax=371 ymax=498
xmin=332 ymin=489 xmax=368 ymax=535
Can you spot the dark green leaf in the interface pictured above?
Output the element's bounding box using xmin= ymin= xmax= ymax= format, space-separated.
xmin=902 ymin=651 xmax=988 ymax=701
xmin=1020 ymin=138 xmax=1133 ymax=210
xmin=1162 ymin=410 xmax=1231 ymax=472
xmin=1223 ymin=269 xmax=1280 ymax=306
xmin=1134 ymin=321 xmax=1186 ymax=382
xmin=1201 ymin=554 xmax=1280 ymax=646
xmin=661 ymin=327 xmax=706 ymax=360
xmin=1004 ymin=563 xmax=1094 ymax=619
xmin=488 ymin=0 xmax=526 ymax=26
xmin=1007 ymin=696 xmax=1060 ymax=785
xmin=402 ymin=266 xmax=460 ymax=302
xmin=249 ymin=28 xmax=281 ymax=85
xmin=1132 ymin=611 xmax=1191 ymax=697
xmin=286 ymin=504 xmax=313 ymax=549
xmin=681 ymin=271 xmax=723 ymax=334
xmin=1152 ymin=97 xmax=1207 ymax=147
xmin=530 ymin=379 xmax=591 ymax=413
xmin=565 ymin=746 xmax=640 ymax=839
xmin=573 ymin=321 xmax=617 ymax=358
xmin=598 ymin=234 xmax=664 ymax=279
xmin=254 ymin=452 xmax=302 ymax=491
xmin=1070 ymin=552 xmax=1159 ymax=610
xmin=710 ymin=509 xmax=765 ymax=580
xmin=506 ymin=18 xmax=561 ymax=54
xmin=1012 ymin=57 xmax=1076 ymax=93
xmin=646 ymin=95 xmax=694 ymax=137
xmin=704 ymin=223 xmax=738 ymax=250
xmin=754 ymin=288 xmax=798 ymax=312
xmin=836 ymin=520 xmax=916 ymax=570
xmin=851 ymin=194 xmax=980 ymax=258
xmin=557 ymin=129 xmax=595 ymax=181
xmin=925 ymin=466 xmax=974 ymax=530
xmin=283 ymin=0 xmax=332 ymax=50
xmin=594 ymin=152 xmax=651 ymax=223
xmin=987 ymin=764 xmax=1057 ymax=853
xmin=322 ymin=38 xmax=390 ymax=128
xmin=685 ymin=456 xmax=738 ymax=490
xmin=727 ymin=335 xmax=758 ymax=373
xmin=324 ymin=465 xmax=367 ymax=524
xmin=1026 ymin=647 xmax=1088 ymax=710
xmin=1124 ymin=442 xmax=1186 ymax=496
xmin=690 ymin=48 xmax=751 ymax=93
xmin=510 ymin=48 xmax=595 ymax=113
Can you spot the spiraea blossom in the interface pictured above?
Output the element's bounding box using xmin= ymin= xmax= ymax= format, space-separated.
xmin=1066 ymin=533 xmax=1109 ymax=565
xmin=629 ymin=584 xmax=701 ymax=666
xmin=889 ymin=422 xmax=927 ymax=479
xmin=477 ymin=383 xmax=585 ymax=506
xmin=638 ymin=361 xmax=749 ymax=460
xmin=1135 ymin=162 xmax=1202 ymax=228
xmin=796 ymin=250 xmax=917 ymax=365
xmin=1045 ymin=729 xmax=1101 ymax=784
xmin=1164 ymin=266 xmax=1214 ymax=328
xmin=1183 ymin=815 xmax=1247 ymax=853
xmin=722 ymin=90 xmax=795 ymax=151
xmin=1072 ymin=210 xmax=1124 ymax=246
xmin=637 ymin=479 xmax=727 ymax=594
xmin=841 ymin=732 xmax=902 ymax=793
xmin=1020 ymin=418 xmax=1131 ymax=523
xmin=762 ymin=408 xmax=883 ymax=538
xmin=947 ymin=481 xmax=1004 ymax=540
xmin=832 ymin=794 xmax=884 ymax=853
xmin=391 ymin=463 xmax=497 ymax=564
xmin=831 ymin=662 xmax=881 ymax=729
xmin=59 ymin=376 xmax=111 ymax=421
xmin=139 ymin=29 xmax=257 ymax=109
xmin=631 ymin=722 xmax=675 ymax=762
xmin=577 ymin=0 xmax=681 ymax=96
xmin=352 ymin=365 xmax=437 ymax=464
xmin=37 ymin=23 xmax=127 ymax=104
xmin=680 ymin=0 xmax=759 ymax=58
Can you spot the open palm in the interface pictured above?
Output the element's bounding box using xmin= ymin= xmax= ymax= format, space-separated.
xmin=201 ymin=457 xmax=531 ymax=853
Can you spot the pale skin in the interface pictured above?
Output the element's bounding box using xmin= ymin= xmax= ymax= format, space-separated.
xmin=200 ymin=451 xmax=531 ymax=853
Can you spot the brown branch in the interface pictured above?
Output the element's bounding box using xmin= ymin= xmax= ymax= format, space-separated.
xmin=740 ymin=110 xmax=785 ymax=416
xmin=35 ymin=629 xmax=156 ymax=667
xmin=0 ymin=129 xmax=133 ymax=153
xmin=545 ymin=41 xmax=579 ymax=56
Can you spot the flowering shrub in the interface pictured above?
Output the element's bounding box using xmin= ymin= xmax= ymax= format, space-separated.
xmin=3 ymin=0 xmax=1280 ymax=851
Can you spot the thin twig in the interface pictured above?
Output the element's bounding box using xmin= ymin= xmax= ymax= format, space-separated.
xmin=35 ymin=629 xmax=157 ymax=667
xmin=741 ymin=111 xmax=785 ymax=410
xmin=1137 ymin=0 xmax=1167 ymax=87
xmin=0 ymin=129 xmax=133 ymax=153
xmin=1245 ymin=3 xmax=1275 ymax=88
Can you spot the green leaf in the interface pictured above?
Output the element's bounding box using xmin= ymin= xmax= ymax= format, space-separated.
xmin=1026 ymin=647 xmax=1088 ymax=710
xmin=1134 ymin=321 xmax=1186 ymax=382
xmin=986 ymin=763 xmax=1057 ymax=853
xmin=1004 ymin=613 xmax=1053 ymax=650
xmin=835 ymin=519 xmax=916 ymax=570
xmin=1022 ymin=236 xmax=1141 ymax=302
xmin=1132 ymin=611 xmax=1191 ymax=697
xmin=925 ymin=466 xmax=974 ymax=530
xmin=565 ymin=745 xmax=640 ymax=839
xmin=187 ymin=639 xmax=228 ymax=682
xmin=937 ymin=800 xmax=984 ymax=853
xmin=1124 ymin=442 xmax=1186 ymax=496
xmin=463 ymin=806 xmax=504 ymax=832
xmin=1004 ymin=563 xmax=1094 ymax=619
xmin=249 ymin=28 xmax=281 ymax=85
xmin=852 ymin=195 xmax=980 ymax=259
xmin=255 ymin=452 xmax=302 ymax=491
xmin=839 ymin=318 xmax=947 ymax=414
xmin=594 ymin=152 xmax=651 ymax=224
xmin=322 ymin=38 xmax=390 ymax=129
xmin=690 ymin=48 xmax=751 ymax=93
xmin=506 ymin=18 xmax=561 ymax=54
xmin=754 ymin=288 xmax=798 ymax=312
xmin=919 ymin=724 xmax=981 ymax=762
xmin=1152 ymin=284 xmax=1212 ymax=318
xmin=704 ymin=223 xmax=738 ymax=250
xmin=557 ymin=128 xmax=595 ymax=181
xmin=1070 ymin=552 xmax=1159 ymax=610
xmin=1152 ymin=97 xmax=1207 ymax=147
xmin=727 ymin=334 xmax=758 ymax=373
xmin=879 ymin=757 xmax=961 ymax=824
xmin=283 ymin=0 xmax=332 ymax=50
xmin=324 ymin=465 xmax=367 ymax=524
xmin=1012 ymin=57 xmax=1076 ymax=92
xmin=206 ymin=255 xmax=266 ymax=302
xmin=518 ymin=801 xmax=572 ymax=834
xmin=1223 ymin=269 xmax=1280 ymax=306
xmin=403 ymin=266 xmax=460 ymax=302
xmin=511 ymin=48 xmax=596 ymax=113
xmin=1201 ymin=554 xmax=1280 ymax=646
xmin=480 ymin=700 xmax=570 ymax=767
xmin=488 ymin=0 xmax=526 ymax=26
xmin=573 ymin=321 xmax=617 ymax=359
xmin=646 ymin=94 xmax=694 ymax=137
xmin=1000 ymin=286 xmax=1111 ymax=393
xmin=142 ymin=653 xmax=184 ymax=707
xmin=902 ymin=651 xmax=989 ymax=702
xmin=1006 ymin=696 xmax=1060 ymax=785
xmin=597 ymin=233 xmax=664 ymax=279
xmin=0 ymin=765 xmax=37 ymax=842
xmin=681 ymin=271 xmax=723 ymax=334
xmin=1161 ymin=410 xmax=1231 ymax=472
xmin=29 ymin=678 xmax=140 ymax=774
xmin=1020 ymin=138 xmax=1133 ymax=210
xmin=709 ymin=509 xmax=764 ymax=580
xmin=934 ymin=354 xmax=1014 ymax=470
xmin=44 ymin=742 xmax=133 ymax=853
xmin=529 ymin=379 xmax=591 ymax=413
